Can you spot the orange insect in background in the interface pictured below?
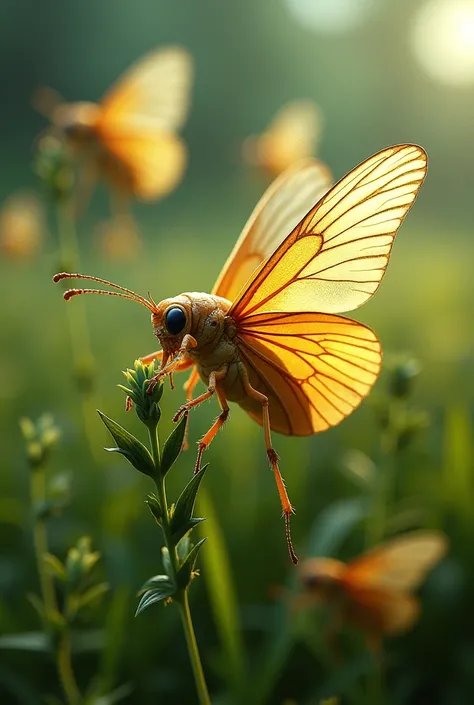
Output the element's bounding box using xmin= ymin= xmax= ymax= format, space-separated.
xmin=297 ymin=531 xmax=447 ymax=650
xmin=243 ymin=99 xmax=323 ymax=177
xmin=53 ymin=144 xmax=427 ymax=563
xmin=35 ymin=47 xmax=193 ymax=216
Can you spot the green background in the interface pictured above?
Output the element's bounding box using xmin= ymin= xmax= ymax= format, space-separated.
xmin=1 ymin=1 xmax=473 ymax=703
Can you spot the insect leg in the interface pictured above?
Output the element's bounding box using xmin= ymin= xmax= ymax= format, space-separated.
xmin=194 ymin=386 xmax=229 ymax=474
xmin=238 ymin=362 xmax=298 ymax=565
xmin=182 ymin=367 xmax=200 ymax=451
xmin=173 ymin=366 xmax=228 ymax=423
xmin=139 ymin=350 xmax=164 ymax=365
xmin=147 ymin=334 xmax=197 ymax=393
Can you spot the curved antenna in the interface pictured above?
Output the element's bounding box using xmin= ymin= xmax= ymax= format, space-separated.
xmin=53 ymin=272 xmax=157 ymax=312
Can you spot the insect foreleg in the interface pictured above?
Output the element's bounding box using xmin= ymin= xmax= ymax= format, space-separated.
xmin=238 ymin=362 xmax=298 ymax=565
xmin=140 ymin=350 xmax=164 ymax=365
xmin=147 ymin=334 xmax=197 ymax=393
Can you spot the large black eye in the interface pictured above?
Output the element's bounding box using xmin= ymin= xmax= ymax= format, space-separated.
xmin=165 ymin=307 xmax=186 ymax=335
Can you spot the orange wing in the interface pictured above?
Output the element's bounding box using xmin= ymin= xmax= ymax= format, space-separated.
xmin=342 ymin=585 xmax=420 ymax=637
xmin=96 ymin=129 xmax=186 ymax=201
xmin=342 ymin=531 xmax=448 ymax=593
xmin=95 ymin=47 xmax=193 ymax=201
xmin=236 ymin=312 xmax=381 ymax=435
xmin=230 ymin=144 xmax=427 ymax=319
xmin=244 ymin=100 xmax=323 ymax=176
xmin=339 ymin=531 xmax=447 ymax=636
xmin=213 ymin=160 xmax=332 ymax=302
xmin=100 ymin=47 xmax=193 ymax=132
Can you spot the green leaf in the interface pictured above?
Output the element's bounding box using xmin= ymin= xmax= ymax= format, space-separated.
xmin=197 ymin=487 xmax=246 ymax=689
xmin=138 ymin=574 xmax=175 ymax=596
xmin=43 ymin=553 xmax=66 ymax=582
xmin=27 ymin=592 xmax=45 ymax=622
xmin=176 ymin=538 xmax=207 ymax=590
xmin=75 ymin=582 xmax=110 ymax=611
xmin=161 ymin=413 xmax=187 ymax=476
xmin=145 ymin=493 xmax=162 ymax=525
xmin=170 ymin=465 xmax=208 ymax=543
xmin=98 ymin=410 xmax=155 ymax=477
xmin=34 ymin=496 xmax=69 ymax=520
xmin=0 ymin=632 xmax=49 ymax=652
xmin=306 ymin=497 xmax=368 ymax=557
xmin=135 ymin=583 xmax=176 ymax=616
xmin=161 ymin=546 xmax=173 ymax=578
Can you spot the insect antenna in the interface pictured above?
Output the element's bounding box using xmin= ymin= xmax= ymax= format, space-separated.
xmin=53 ymin=272 xmax=157 ymax=312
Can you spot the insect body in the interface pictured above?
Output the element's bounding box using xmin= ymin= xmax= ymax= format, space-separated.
xmin=54 ymin=144 xmax=428 ymax=564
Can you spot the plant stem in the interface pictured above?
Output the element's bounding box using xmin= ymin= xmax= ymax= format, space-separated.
xmin=57 ymin=631 xmax=82 ymax=705
xmin=177 ymin=591 xmax=211 ymax=705
xmin=31 ymin=468 xmax=58 ymax=616
xmin=366 ymin=398 xmax=400 ymax=547
xmin=30 ymin=467 xmax=82 ymax=704
xmin=147 ymin=424 xmax=211 ymax=705
xmin=55 ymin=201 xmax=102 ymax=462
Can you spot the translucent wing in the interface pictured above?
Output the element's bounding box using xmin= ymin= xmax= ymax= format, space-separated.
xmin=97 ymin=128 xmax=186 ymax=201
xmin=100 ymin=47 xmax=193 ymax=132
xmin=213 ymin=160 xmax=332 ymax=302
xmin=244 ymin=100 xmax=322 ymax=175
xmin=342 ymin=531 xmax=448 ymax=594
xmin=230 ymin=145 xmax=427 ymax=319
xmin=343 ymin=585 xmax=420 ymax=636
xmin=236 ymin=311 xmax=381 ymax=435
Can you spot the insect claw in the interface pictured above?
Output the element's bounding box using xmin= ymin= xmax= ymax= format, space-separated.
xmin=172 ymin=405 xmax=188 ymax=423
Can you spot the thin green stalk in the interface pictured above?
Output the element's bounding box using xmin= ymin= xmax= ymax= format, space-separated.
xmin=31 ymin=468 xmax=58 ymax=616
xmin=177 ymin=591 xmax=211 ymax=705
xmin=366 ymin=399 xmax=400 ymax=547
xmin=57 ymin=632 xmax=82 ymax=705
xmin=56 ymin=201 xmax=102 ymax=461
xmin=147 ymin=424 xmax=211 ymax=705
xmin=30 ymin=466 xmax=82 ymax=705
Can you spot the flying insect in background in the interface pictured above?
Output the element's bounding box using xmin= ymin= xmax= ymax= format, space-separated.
xmin=53 ymin=144 xmax=427 ymax=563
xmin=243 ymin=99 xmax=323 ymax=177
xmin=297 ymin=531 xmax=447 ymax=650
xmin=35 ymin=47 xmax=193 ymax=226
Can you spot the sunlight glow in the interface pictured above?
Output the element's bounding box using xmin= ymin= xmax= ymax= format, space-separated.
xmin=283 ymin=0 xmax=373 ymax=34
xmin=411 ymin=0 xmax=474 ymax=85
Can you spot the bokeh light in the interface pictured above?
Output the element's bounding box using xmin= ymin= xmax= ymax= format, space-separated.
xmin=411 ymin=0 xmax=474 ymax=85
xmin=282 ymin=0 xmax=373 ymax=34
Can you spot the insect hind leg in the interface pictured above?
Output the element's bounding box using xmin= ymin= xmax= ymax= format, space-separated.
xmin=238 ymin=363 xmax=298 ymax=565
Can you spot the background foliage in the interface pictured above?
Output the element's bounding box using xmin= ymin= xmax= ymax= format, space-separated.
xmin=1 ymin=0 xmax=473 ymax=703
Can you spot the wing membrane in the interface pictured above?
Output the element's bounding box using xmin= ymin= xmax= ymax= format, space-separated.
xmin=100 ymin=47 xmax=193 ymax=131
xmin=231 ymin=145 xmax=427 ymax=318
xmin=97 ymin=129 xmax=186 ymax=201
xmin=343 ymin=532 xmax=448 ymax=593
xmin=236 ymin=312 xmax=381 ymax=435
xmin=213 ymin=160 xmax=332 ymax=301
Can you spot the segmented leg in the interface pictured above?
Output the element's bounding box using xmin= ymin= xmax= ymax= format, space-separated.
xmin=173 ymin=366 xmax=228 ymax=423
xmin=182 ymin=367 xmax=200 ymax=451
xmin=194 ymin=386 xmax=229 ymax=474
xmin=140 ymin=350 xmax=164 ymax=365
xmin=147 ymin=334 xmax=197 ymax=393
xmin=238 ymin=362 xmax=298 ymax=565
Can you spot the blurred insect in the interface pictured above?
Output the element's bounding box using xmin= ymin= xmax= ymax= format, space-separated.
xmin=96 ymin=216 xmax=141 ymax=260
xmin=53 ymin=144 xmax=427 ymax=563
xmin=297 ymin=531 xmax=447 ymax=650
xmin=34 ymin=47 xmax=193 ymax=217
xmin=0 ymin=191 xmax=45 ymax=259
xmin=243 ymin=100 xmax=322 ymax=177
